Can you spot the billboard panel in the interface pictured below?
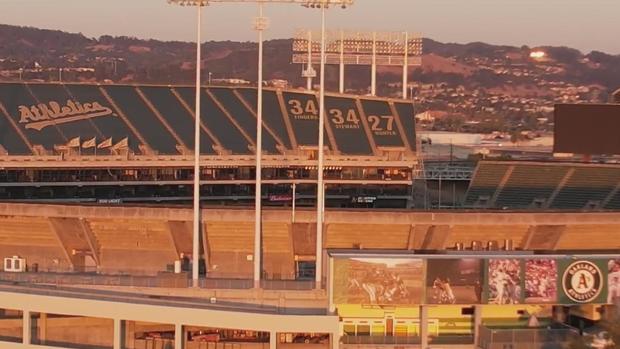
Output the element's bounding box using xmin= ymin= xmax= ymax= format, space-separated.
xmin=487 ymin=259 xmax=523 ymax=305
xmin=333 ymin=258 xmax=424 ymax=305
xmin=554 ymin=104 xmax=620 ymax=155
xmin=525 ymin=259 xmax=558 ymax=304
xmin=558 ymin=259 xmax=607 ymax=304
xmin=607 ymin=259 xmax=620 ymax=304
xmin=426 ymin=259 xmax=483 ymax=304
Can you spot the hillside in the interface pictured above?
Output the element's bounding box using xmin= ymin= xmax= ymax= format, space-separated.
xmin=1 ymin=23 xmax=619 ymax=133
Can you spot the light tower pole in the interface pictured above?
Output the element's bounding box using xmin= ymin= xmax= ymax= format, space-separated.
xmin=317 ymin=1 xmax=327 ymax=289
xmin=167 ymin=0 xmax=353 ymax=289
xmin=167 ymin=0 xmax=207 ymax=288
xmin=253 ymin=2 xmax=268 ymax=288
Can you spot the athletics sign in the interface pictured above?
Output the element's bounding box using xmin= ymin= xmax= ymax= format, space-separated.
xmin=18 ymin=100 xmax=115 ymax=131
xmin=561 ymin=260 xmax=604 ymax=304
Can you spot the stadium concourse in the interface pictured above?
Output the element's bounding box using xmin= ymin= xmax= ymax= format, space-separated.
xmin=1 ymin=82 xmax=620 ymax=349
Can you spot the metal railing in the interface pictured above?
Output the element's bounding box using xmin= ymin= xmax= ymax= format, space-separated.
xmin=478 ymin=326 xmax=579 ymax=349
xmin=0 ymin=271 xmax=321 ymax=291
xmin=341 ymin=336 xmax=421 ymax=345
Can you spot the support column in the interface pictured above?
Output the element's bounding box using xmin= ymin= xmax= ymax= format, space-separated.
xmin=339 ymin=30 xmax=345 ymax=94
xmin=191 ymin=1 xmax=204 ymax=289
xmin=292 ymin=183 xmax=296 ymax=223
xmin=371 ymin=32 xmax=377 ymax=96
xmin=315 ymin=5 xmax=327 ymax=290
xmin=175 ymin=323 xmax=184 ymax=349
xmin=328 ymin=257 xmax=335 ymax=313
xmin=306 ymin=31 xmax=313 ymax=90
xmin=330 ymin=332 xmax=339 ymax=349
xmin=40 ymin=312 xmax=47 ymax=345
xmin=22 ymin=310 xmax=31 ymax=346
xmin=419 ymin=305 xmax=428 ymax=349
xmin=474 ymin=305 xmax=482 ymax=347
xmin=270 ymin=331 xmax=277 ymax=349
xmin=253 ymin=0 xmax=267 ymax=290
xmin=402 ymin=31 xmax=408 ymax=99
xmin=113 ymin=318 xmax=122 ymax=349
xmin=124 ymin=320 xmax=135 ymax=349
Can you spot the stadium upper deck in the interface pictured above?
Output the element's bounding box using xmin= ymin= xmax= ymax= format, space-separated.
xmin=0 ymin=82 xmax=416 ymax=160
xmin=465 ymin=161 xmax=620 ymax=210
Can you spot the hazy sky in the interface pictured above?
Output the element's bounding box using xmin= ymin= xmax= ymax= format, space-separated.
xmin=1 ymin=0 xmax=619 ymax=54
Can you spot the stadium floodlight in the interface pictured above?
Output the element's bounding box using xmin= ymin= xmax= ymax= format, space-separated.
xmin=168 ymin=0 xmax=353 ymax=289
xmin=293 ymin=30 xmax=423 ymax=97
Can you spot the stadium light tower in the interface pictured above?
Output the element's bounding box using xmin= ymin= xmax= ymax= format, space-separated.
xmin=168 ymin=0 xmax=353 ymax=289
xmin=301 ymin=0 xmax=355 ymax=289
xmin=167 ymin=0 xmax=207 ymax=288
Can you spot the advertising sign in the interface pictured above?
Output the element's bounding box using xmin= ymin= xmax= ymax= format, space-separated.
xmin=608 ymin=259 xmax=620 ymax=304
xmin=333 ymin=258 xmax=424 ymax=305
xmin=558 ymin=259 xmax=607 ymax=304
xmin=426 ymin=259 xmax=483 ymax=304
xmin=487 ymin=259 xmax=523 ymax=305
xmin=524 ymin=259 xmax=558 ymax=304
xmin=331 ymin=255 xmax=617 ymax=307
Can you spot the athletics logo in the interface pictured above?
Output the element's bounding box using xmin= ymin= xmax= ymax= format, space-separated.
xmin=18 ymin=100 xmax=115 ymax=131
xmin=562 ymin=261 xmax=602 ymax=303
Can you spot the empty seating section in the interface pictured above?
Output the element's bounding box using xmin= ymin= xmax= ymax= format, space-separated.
xmin=360 ymin=99 xmax=404 ymax=147
xmin=63 ymin=84 xmax=141 ymax=152
xmin=205 ymin=221 xmax=254 ymax=278
xmin=0 ymin=83 xmax=66 ymax=151
xmin=495 ymin=165 xmax=569 ymax=208
xmin=464 ymin=163 xmax=510 ymax=206
xmin=0 ymin=216 xmax=57 ymax=246
xmin=176 ymin=87 xmax=251 ymax=154
xmin=325 ymin=224 xmax=410 ymax=249
xmin=138 ymin=86 xmax=214 ymax=153
xmin=291 ymin=223 xmax=316 ymax=257
xmin=394 ymin=102 xmax=417 ymax=150
xmin=237 ymin=88 xmax=292 ymax=149
xmin=86 ymin=218 xmax=176 ymax=274
xmin=606 ymin=191 xmax=620 ymax=210
xmin=262 ymin=222 xmax=294 ymax=279
xmin=551 ymin=167 xmax=620 ymax=209
xmin=445 ymin=225 xmax=529 ymax=248
xmin=87 ymin=219 xmax=174 ymax=251
xmin=0 ymin=108 xmax=30 ymax=154
xmin=467 ymin=161 xmax=620 ymax=210
xmin=102 ymin=85 xmax=180 ymax=154
xmin=27 ymin=84 xmax=99 ymax=140
xmin=325 ymin=96 xmax=372 ymax=155
xmin=0 ymin=216 xmax=68 ymax=270
xmin=48 ymin=217 xmax=92 ymax=252
xmin=555 ymin=225 xmax=620 ymax=250
xmin=0 ymin=83 xmax=418 ymax=155
xmin=281 ymin=91 xmax=321 ymax=146
xmin=209 ymin=88 xmax=279 ymax=154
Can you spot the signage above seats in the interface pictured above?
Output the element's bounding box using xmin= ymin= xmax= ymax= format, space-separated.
xmin=18 ymin=100 xmax=115 ymax=131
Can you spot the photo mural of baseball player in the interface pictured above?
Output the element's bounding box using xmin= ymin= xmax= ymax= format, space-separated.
xmin=332 ymin=258 xmax=424 ymax=305
xmin=426 ymin=259 xmax=483 ymax=304
xmin=524 ymin=259 xmax=558 ymax=304
xmin=487 ymin=259 xmax=523 ymax=305
xmin=607 ymin=259 xmax=620 ymax=304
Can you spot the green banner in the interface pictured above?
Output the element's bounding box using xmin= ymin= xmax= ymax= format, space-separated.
xmin=558 ymin=259 xmax=607 ymax=305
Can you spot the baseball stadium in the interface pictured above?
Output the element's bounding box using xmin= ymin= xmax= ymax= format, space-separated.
xmin=1 ymin=0 xmax=620 ymax=347
xmin=0 ymin=79 xmax=618 ymax=349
